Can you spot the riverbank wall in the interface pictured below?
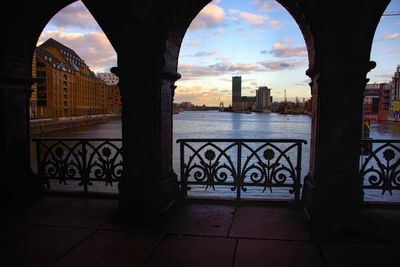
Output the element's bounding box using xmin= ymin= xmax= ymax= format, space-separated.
xmin=30 ymin=113 xmax=121 ymax=136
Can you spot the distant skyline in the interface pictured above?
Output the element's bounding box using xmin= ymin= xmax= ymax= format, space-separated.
xmin=39 ymin=0 xmax=400 ymax=105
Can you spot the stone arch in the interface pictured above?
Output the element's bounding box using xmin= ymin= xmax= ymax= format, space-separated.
xmin=161 ymin=0 xmax=315 ymax=82
xmin=160 ymin=0 xmax=315 ymax=176
xmin=0 ymin=0 xmax=394 ymax=233
xmin=0 ymin=0 xmax=117 ymax=202
xmin=154 ymin=0 xmax=392 ymax=232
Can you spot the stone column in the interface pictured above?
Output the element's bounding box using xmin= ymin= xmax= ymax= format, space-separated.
xmin=116 ymin=61 xmax=180 ymax=222
xmin=0 ymin=54 xmax=43 ymax=205
xmin=302 ymin=61 xmax=376 ymax=236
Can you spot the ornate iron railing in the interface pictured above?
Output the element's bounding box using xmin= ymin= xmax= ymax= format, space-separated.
xmin=360 ymin=139 xmax=400 ymax=196
xmin=31 ymin=137 xmax=398 ymax=200
xmin=177 ymin=139 xmax=307 ymax=201
xmin=33 ymin=138 xmax=123 ymax=194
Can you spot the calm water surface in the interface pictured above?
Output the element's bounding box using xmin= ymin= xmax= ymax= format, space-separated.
xmin=33 ymin=110 xmax=400 ymax=201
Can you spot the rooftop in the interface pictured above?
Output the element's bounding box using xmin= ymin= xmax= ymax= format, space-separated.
xmin=3 ymin=196 xmax=400 ymax=266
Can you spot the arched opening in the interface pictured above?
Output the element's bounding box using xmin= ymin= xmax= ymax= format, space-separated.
xmin=361 ymin=0 xmax=400 ymax=202
xmin=3 ymin=1 xmax=400 ymax=265
xmin=29 ymin=0 xmax=121 ymax=194
xmin=172 ymin=0 xmax=312 ymax=201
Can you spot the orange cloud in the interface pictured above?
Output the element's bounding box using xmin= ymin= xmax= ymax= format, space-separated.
xmin=174 ymin=85 xmax=231 ymax=106
xmin=38 ymin=31 xmax=117 ymax=73
xmin=228 ymin=8 xmax=282 ymax=29
xmin=261 ymin=42 xmax=307 ymax=58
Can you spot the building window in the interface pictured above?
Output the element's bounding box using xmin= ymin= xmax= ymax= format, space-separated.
xmin=37 ymin=85 xmax=47 ymax=106
xmin=36 ymin=60 xmax=46 ymax=67
xmin=37 ymin=71 xmax=46 ymax=78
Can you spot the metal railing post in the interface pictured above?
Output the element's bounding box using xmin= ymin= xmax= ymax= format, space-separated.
xmin=295 ymin=141 xmax=302 ymax=201
xmin=35 ymin=140 xmax=50 ymax=189
xmin=236 ymin=141 xmax=242 ymax=200
xmin=81 ymin=141 xmax=88 ymax=194
xmin=180 ymin=141 xmax=187 ymax=198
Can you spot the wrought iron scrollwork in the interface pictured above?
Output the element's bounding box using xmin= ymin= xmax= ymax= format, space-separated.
xmin=33 ymin=138 xmax=123 ymax=193
xmin=240 ymin=143 xmax=297 ymax=194
xmin=182 ymin=142 xmax=237 ymax=192
xmin=177 ymin=139 xmax=306 ymax=201
xmin=360 ymin=139 xmax=400 ymax=195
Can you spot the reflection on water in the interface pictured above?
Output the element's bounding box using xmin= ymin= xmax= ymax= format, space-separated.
xmin=35 ymin=111 xmax=399 ymax=141
xmin=370 ymin=121 xmax=400 ymax=139
xmin=35 ymin=119 xmax=123 ymax=138
xmin=172 ymin=111 xmax=312 ymax=185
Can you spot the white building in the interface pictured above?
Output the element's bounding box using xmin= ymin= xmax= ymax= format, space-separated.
xmin=97 ymin=72 xmax=119 ymax=85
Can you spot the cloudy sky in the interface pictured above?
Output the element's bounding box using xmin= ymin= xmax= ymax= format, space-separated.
xmin=39 ymin=0 xmax=400 ymax=105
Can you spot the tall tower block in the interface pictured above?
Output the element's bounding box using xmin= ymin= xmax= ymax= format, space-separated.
xmin=232 ymin=76 xmax=242 ymax=111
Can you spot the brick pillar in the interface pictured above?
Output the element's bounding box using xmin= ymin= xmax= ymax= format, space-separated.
xmin=302 ymin=61 xmax=376 ymax=237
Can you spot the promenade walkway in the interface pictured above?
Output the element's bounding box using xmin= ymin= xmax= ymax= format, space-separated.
xmin=2 ymin=196 xmax=399 ymax=266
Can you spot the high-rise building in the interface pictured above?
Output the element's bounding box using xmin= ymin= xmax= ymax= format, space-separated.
xmin=33 ymin=38 xmax=121 ymax=118
xmin=232 ymin=76 xmax=242 ymax=111
xmin=255 ymin=86 xmax=271 ymax=112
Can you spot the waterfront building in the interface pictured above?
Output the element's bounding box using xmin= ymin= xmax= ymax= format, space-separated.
xmin=30 ymin=50 xmax=38 ymax=118
xmin=97 ymin=73 xmax=121 ymax=113
xmin=33 ymin=38 xmax=121 ymax=118
xmin=106 ymin=83 xmax=122 ymax=113
xmin=389 ymin=65 xmax=400 ymax=120
xmin=97 ymin=72 xmax=119 ymax=85
xmin=231 ymin=76 xmax=257 ymax=111
xmin=255 ymin=86 xmax=272 ymax=112
xmin=363 ymin=83 xmax=390 ymax=121
xmin=363 ymin=83 xmax=381 ymax=121
xmin=232 ymin=76 xmax=242 ymax=111
xmin=239 ymin=96 xmax=256 ymax=111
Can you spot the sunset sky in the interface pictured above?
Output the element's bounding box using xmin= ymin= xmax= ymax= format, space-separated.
xmin=38 ymin=0 xmax=400 ymax=105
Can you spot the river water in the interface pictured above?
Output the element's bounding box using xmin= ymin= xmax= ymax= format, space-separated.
xmin=32 ymin=111 xmax=400 ymax=201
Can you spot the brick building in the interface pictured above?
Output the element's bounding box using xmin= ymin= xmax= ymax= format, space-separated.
xmin=33 ymin=38 xmax=121 ymax=118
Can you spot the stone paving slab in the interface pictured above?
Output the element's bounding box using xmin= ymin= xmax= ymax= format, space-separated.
xmin=55 ymin=230 xmax=163 ymax=267
xmin=4 ymin=196 xmax=400 ymax=267
xmin=9 ymin=196 xmax=78 ymax=224
xmin=163 ymin=203 xmax=235 ymax=237
xmin=230 ymin=206 xmax=311 ymax=241
xmin=357 ymin=207 xmax=400 ymax=243
xmin=317 ymin=230 xmax=380 ymax=244
xmin=319 ymin=242 xmax=400 ymax=266
xmin=14 ymin=225 xmax=94 ymax=267
xmin=37 ymin=198 xmax=118 ymax=228
xmin=101 ymin=203 xmax=235 ymax=237
xmin=145 ymin=235 xmax=236 ymax=267
xmin=235 ymin=239 xmax=325 ymax=267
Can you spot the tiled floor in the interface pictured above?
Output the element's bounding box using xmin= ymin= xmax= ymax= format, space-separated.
xmin=2 ymin=196 xmax=400 ymax=266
